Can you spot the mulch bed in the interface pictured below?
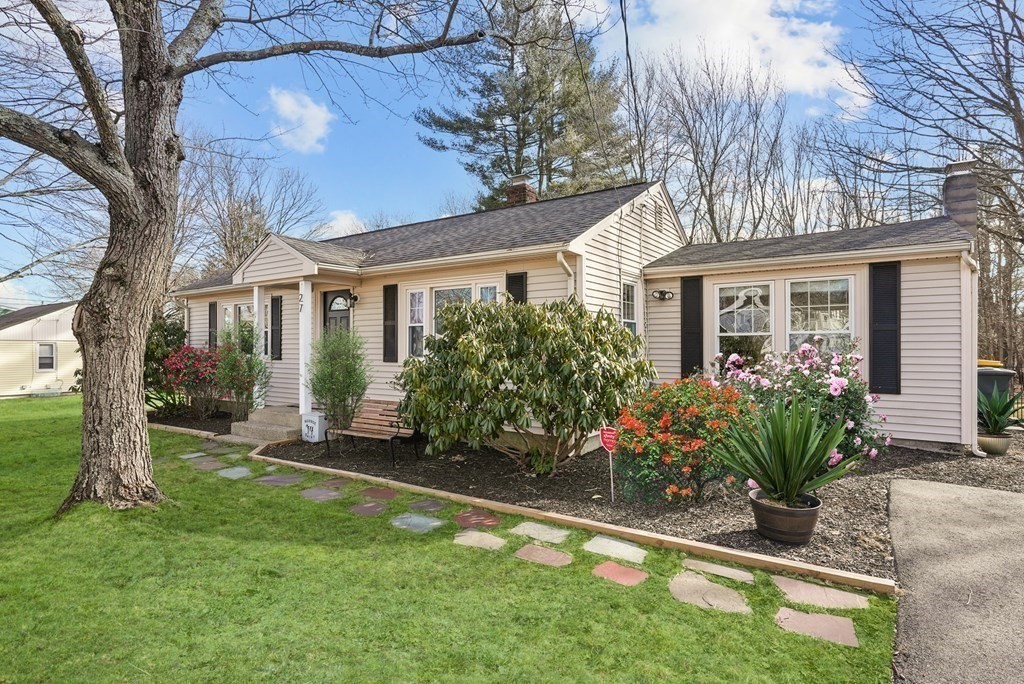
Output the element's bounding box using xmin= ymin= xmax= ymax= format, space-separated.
xmin=262 ymin=436 xmax=1024 ymax=580
xmin=148 ymin=411 xmax=234 ymax=436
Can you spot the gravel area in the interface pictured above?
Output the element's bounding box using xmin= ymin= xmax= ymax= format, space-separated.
xmin=148 ymin=411 xmax=233 ymax=435
xmin=263 ymin=435 xmax=1024 ymax=580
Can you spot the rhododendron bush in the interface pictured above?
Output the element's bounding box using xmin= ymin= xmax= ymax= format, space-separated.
xmin=720 ymin=338 xmax=890 ymax=468
xmin=614 ymin=378 xmax=754 ymax=502
xmin=164 ymin=345 xmax=221 ymax=419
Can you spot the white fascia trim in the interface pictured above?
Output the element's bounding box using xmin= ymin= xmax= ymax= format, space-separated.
xmin=169 ymin=283 xmax=251 ymax=298
xmin=358 ymin=242 xmax=569 ymax=275
xmin=643 ymin=241 xmax=972 ymax=277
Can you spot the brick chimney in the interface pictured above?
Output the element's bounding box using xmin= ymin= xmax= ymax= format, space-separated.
xmin=506 ymin=174 xmax=538 ymax=206
xmin=943 ymin=159 xmax=978 ymax=235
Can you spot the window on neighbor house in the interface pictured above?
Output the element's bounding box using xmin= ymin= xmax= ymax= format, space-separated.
xmin=37 ymin=343 xmax=55 ymax=371
xmin=622 ymin=283 xmax=637 ymax=334
xmin=408 ymin=290 xmax=425 ymax=357
xmin=788 ymin=277 xmax=852 ymax=351
xmin=717 ymin=283 xmax=772 ymax=360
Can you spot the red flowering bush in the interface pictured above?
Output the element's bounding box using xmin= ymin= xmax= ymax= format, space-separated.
xmin=614 ymin=378 xmax=754 ymax=502
xmin=164 ymin=345 xmax=221 ymax=419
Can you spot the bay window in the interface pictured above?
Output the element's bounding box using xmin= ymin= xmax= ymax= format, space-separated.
xmin=717 ymin=283 xmax=772 ymax=359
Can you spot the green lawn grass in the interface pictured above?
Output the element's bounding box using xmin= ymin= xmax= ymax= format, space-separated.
xmin=0 ymin=396 xmax=895 ymax=682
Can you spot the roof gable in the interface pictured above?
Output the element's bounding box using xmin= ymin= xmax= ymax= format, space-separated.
xmin=0 ymin=301 xmax=77 ymax=332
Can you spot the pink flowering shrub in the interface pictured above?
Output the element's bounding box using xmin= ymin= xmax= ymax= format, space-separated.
xmin=164 ymin=345 xmax=221 ymax=419
xmin=719 ymin=338 xmax=889 ymax=469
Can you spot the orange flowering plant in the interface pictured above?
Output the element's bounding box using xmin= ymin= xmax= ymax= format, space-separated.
xmin=613 ymin=377 xmax=754 ymax=502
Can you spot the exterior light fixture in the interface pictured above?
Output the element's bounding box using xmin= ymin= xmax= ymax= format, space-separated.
xmin=651 ymin=289 xmax=675 ymax=301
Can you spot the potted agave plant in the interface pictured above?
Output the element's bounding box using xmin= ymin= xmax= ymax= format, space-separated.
xmin=713 ymin=397 xmax=858 ymax=544
xmin=977 ymin=387 xmax=1022 ymax=456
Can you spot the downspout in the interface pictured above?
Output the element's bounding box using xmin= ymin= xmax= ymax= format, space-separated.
xmin=962 ymin=249 xmax=985 ymax=457
xmin=557 ymin=250 xmax=575 ymax=297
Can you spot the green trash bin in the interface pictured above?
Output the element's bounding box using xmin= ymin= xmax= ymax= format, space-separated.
xmin=978 ymin=366 xmax=1016 ymax=398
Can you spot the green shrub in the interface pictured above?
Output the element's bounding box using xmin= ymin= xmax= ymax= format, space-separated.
xmin=396 ymin=297 xmax=655 ymax=474
xmin=614 ymin=377 xmax=754 ymax=502
xmin=145 ymin=313 xmax=188 ymax=413
xmin=307 ymin=327 xmax=371 ymax=430
xmin=217 ymin=321 xmax=270 ymax=422
xmin=712 ymin=396 xmax=854 ymax=506
xmin=164 ymin=345 xmax=221 ymax=419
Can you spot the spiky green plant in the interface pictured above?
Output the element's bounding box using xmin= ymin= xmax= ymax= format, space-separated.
xmin=712 ymin=397 xmax=854 ymax=507
xmin=978 ymin=387 xmax=1023 ymax=436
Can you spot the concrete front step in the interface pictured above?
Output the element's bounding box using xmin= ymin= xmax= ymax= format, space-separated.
xmin=246 ymin=406 xmax=302 ymax=429
xmin=231 ymin=421 xmax=300 ymax=442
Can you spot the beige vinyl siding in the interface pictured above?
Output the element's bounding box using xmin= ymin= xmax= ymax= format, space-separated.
xmin=582 ymin=189 xmax=684 ymax=324
xmin=881 ymin=257 xmax=963 ymax=443
xmin=644 ymin=276 xmax=681 ymax=381
xmin=0 ymin=305 xmax=80 ymax=396
xmin=238 ymin=239 xmax=308 ymax=283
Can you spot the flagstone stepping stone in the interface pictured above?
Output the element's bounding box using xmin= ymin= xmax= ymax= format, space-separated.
xmin=391 ymin=513 xmax=445 ymax=534
xmin=320 ymin=477 xmax=351 ymax=489
xmin=301 ymin=487 xmax=342 ymax=503
xmin=583 ymin=535 xmax=647 ymax=565
xmin=217 ymin=466 xmax=251 ymax=480
xmin=684 ymin=558 xmax=755 ymax=584
xmin=254 ymin=474 xmax=304 ymax=487
xmin=409 ymin=499 xmax=445 ymax=512
xmin=775 ymin=607 xmax=859 ymax=647
xmin=222 ymin=453 xmax=243 ymax=461
xmin=453 ymin=530 xmax=507 ymax=551
xmin=361 ymin=487 xmax=397 ymax=501
xmin=514 ymin=544 xmax=572 ymax=567
xmin=191 ymin=458 xmax=227 ymax=471
xmin=510 ymin=521 xmax=570 ymax=544
xmin=265 ymin=465 xmax=278 ymax=472
xmin=200 ymin=440 xmax=221 ymax=450
xmin=179 ymin=452 xmax=206 ymax=460
xmin=350 ymin=501 xmax=387 ymax=516
xmin=668 ymin=571 xmax=752 ymax=614
xmin=593 ymin=561 xmax=649 ymax=586
xmin=771 ymin=575 xmax=869 ymax=609
xmin=454 ymin=508 xmax=501 ymax=528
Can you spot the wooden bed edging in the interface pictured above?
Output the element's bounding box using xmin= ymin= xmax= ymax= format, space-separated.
xmin=247 ymin=442 xmax=897 ymax=596
xmin=148 ymin=422 xmax=217 ymax=439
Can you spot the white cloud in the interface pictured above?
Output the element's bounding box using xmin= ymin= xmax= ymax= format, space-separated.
xmin=0 ymin=279 xmax=37 ymax=309
xmin=605 ymin=0 xmax=844 ymax=97
xmin=321 ymin=210 xmax=366 ymax=237
xmin=268 ymin=87 xmax=335 ymax=154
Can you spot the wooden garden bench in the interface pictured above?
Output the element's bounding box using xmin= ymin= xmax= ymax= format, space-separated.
xmin=326 ymin=400 xmax=420 ymax=465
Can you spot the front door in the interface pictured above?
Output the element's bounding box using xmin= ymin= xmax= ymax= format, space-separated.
xmin=323 ymin=290 xmax=351 ymax=332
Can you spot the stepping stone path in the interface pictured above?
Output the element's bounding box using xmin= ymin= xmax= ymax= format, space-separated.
xmin=510 ymin=521 xmax=569 ymax=544
xmin=583 ymin=535 xmax=647 ymax=564
xmin=320 ymin=477 xmax=351 ymax=488
xmin=453 ymin=530 xmax=506 ymax=551
xmin=361 ymin=487 xmax=397 ymax=501
xmin=179 ymin=452 xmax=206 ymax=460
xmin=191 ymin=458 xmax=226 ymax=471
xmin=254 ymin=474 xmax=304 ymax=486
xmin=217 ymin=466 xmax=251 ymax=480
xmin=454 ymin=508 xmax=501 ymax=528
xmin=771 ymin=575 xmax=869 ymax=609
xmin=391 ymin=513 xmax=445 ymax=534
xmin=514 ymin=544 xmax=572 ymax=567
xmin=409 ymin=499 xmax=445 ymax=513
xmin=684 ymin=558 xmax=755 ymax=584
xmin=593 ymin=561 xmax=649 ymax=586
xmin=301 ymin=487 xmax=341 ymax=503
xmin=200 ymin=441 xmax=221 ymax=450
xmin=350 ymin=501 xmax=387 ymax=516
xmin=222 ymin=453 xmax=243 ymax=461
xmin=668 ymin=571 xmax=752 ymax=614
xmin=775 ymin=607 xmax=859 ymax=647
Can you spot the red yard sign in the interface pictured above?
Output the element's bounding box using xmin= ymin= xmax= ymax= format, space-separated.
xmin=599 ymin=426 xmax=618 ymax=453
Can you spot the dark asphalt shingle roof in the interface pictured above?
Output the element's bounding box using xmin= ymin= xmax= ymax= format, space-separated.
xmin=324 ymin=182 xmax=658 ymax=267
xmin=647 ymin=216 xmax=972 ymax=269
xmin=0 ymin=301 xmax=77 ymax=332
xmin=175 ymin=270 xmax=234 ymax=293
xmin=278 ymin=235 xmax=366 ymax=268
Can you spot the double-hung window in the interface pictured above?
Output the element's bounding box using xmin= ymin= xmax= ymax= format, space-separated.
xmin=37 ymin=343 xmax=55 ymax=371
xmin=716 ymin=283 xmax=772 ymax=359
xmin=621 ymin=283 xmax=637 ymax=334
xmin=787 ymin=277 xmax=852 ymax=351
xmin=407 ymin=282 xmax=500 ymax=358
xmin=408 ymin=290 xmax=425 ymax=357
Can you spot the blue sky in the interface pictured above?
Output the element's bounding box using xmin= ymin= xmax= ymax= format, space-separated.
xmin=2 ymin=0 xmax=871 ymax=307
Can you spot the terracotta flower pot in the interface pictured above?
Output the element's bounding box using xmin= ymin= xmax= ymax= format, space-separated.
xmin=748 ymin=489 xmax=821 ymax=545
xmin=977 ymin=432 xmax=1012 ymax=456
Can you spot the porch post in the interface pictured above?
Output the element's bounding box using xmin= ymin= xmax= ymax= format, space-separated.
xmin=298 ymin=279 xmax=313 ymax=415
xmin=252 ymin=286 xmax=266 ymax=409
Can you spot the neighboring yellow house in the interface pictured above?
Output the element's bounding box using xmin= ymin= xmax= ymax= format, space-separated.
xmin=0 ymin=301 xmax=80 ymax=397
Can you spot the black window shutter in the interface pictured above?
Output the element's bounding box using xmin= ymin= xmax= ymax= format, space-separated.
xmin=506 ymin=272 xmax=527 ymax=303
xmin=680 ymin=277 xmax=703 ymax=375
xmin=383 ymin=284 xmax=398 ymax=362
xmin=270 ymin=296 xmax=283 ymax=361
xmin=869 ymin=262 xmax=901 ymax=394
xmin=208 ymin=301 xmax=218 ymax=348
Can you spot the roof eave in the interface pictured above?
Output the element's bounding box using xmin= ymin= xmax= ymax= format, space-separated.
xmin=643 ymin=240 xmax=973 ymax=277
xmin=358 ymin=241 xmax=571 ymax=275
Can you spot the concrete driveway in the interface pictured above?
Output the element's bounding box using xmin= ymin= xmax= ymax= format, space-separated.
xmin=890 ymin=478 xmax=1024 ymax=683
